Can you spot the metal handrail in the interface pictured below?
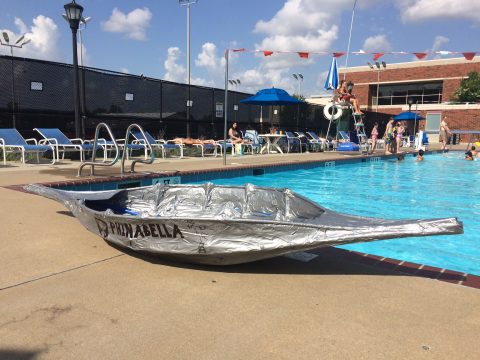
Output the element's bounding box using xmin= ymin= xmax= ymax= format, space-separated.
xmin=77 ymin=122 xmax=120 ymax=177
xmin=120 ymin=124 xmax=154 ymax=174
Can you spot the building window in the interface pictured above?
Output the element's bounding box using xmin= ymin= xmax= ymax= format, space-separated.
xmin=125 ymin=93 xmax=134 ymax=101
xmin=372 ymin=81 xmax=443 ymax=106
xmin=30 ymin=81 xmax=43 ymax=91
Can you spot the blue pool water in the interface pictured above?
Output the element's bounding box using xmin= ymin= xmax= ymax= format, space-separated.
xmin=194 ymin=152 xmax=480 ymax=275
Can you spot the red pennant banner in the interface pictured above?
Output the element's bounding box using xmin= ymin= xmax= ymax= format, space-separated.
xmin=373 ymin=53 xmax=384 ymax=61
xmin=463 ymin=52 xmax=476 ymax=60
xmin=414 ymin=52 xmax=428 ymax=60
xmin=333 ymin=52 xmax=346 ymax=58
xmin=263 ymin=50 xmax=273 ymax=56
xmin=298 ymin=52 xmax=309 ymax=58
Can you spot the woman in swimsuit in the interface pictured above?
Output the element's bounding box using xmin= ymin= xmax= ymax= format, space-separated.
xmin=395 ymin=121 xmax=405 ymax=153
xmin=339 ymin=80 xmax=363 ymax=114
xmin=370 ymin=122 xmax=379 ymax=154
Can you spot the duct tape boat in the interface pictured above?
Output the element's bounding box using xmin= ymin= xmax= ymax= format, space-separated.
xmin=25 ymin=183 xmax=463 ymax=265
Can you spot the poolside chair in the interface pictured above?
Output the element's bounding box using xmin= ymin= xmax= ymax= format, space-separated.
xmin=306 ymin=131 xmax=335 ymax=151
xmin=295 ymin=131 xmax=321 ymax=152
xmin=285 ymin=132 xmax=305 ymax=153
xmin=131 ymin=130 xmax=183 ymax=159
xmin=216 ymin=139 xmax=234 ymax=156
xmin=34 ymin=128 xmax=102 ymax=162
xmin=97 ymin=138 xmax=146 ymax=161
xmin=243 ymin=130 xmax=262 ymax=154
xmin=0 ymin=128 xmax=56 ymax=165
xmin=338 ymin=131 xmax=351 ymax=142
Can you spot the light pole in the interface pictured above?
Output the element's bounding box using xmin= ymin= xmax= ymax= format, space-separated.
xmin=292 ymin=73 xmax=303 ymax=131
xmin=64 ymin=0 xmax=84 ymax=138
xmin=179 ymin=0 xmax=198 ymax=138
xmin=0 ymin=33 xmax=30 ymax=128
xmin=228 ymin=79 xmax=240 ymax=122
xmin=368 ymin=61 xmax=386 ymax=121
xmin=79 ymin=16 xmax=91 ymax=138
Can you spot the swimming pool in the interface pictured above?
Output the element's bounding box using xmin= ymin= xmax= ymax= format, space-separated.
xmin=193 ymin=152 xmax=480 ymax=275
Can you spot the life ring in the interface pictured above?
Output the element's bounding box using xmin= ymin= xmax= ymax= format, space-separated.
xmin=323 ymin=103 xmax=343 ymax=121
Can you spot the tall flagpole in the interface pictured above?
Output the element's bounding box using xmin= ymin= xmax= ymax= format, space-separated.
xmin=343 ymin=0 xmax=358 ymax=80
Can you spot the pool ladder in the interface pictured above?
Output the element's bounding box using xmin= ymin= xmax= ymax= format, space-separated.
xmin=77 ymin=123 xmax=154 ymax=176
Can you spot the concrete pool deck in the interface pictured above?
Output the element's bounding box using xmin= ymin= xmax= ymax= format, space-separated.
xmin=1 ymin=145 xmax=479 ymax=359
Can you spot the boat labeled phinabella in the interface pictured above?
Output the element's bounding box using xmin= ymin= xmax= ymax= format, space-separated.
xmin=25 ymin=183 xmax=463 ymax=265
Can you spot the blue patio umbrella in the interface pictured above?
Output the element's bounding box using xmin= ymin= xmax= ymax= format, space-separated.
xmin=240 ymin=87 xmax=302 ymax=106
xmin=393 ymin=111 xmax=425 ymax=121
xmin=394 ymin=111 xmax=425 ymax=135
xmin=324 ymin=57 xmax=339 ymax=91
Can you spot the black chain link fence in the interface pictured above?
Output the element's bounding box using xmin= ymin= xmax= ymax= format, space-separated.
xmin=0 ymin=55 xmax=328 ymax=140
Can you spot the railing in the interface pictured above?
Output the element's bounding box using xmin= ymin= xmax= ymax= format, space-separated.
xmin=78 ymin=122 xmax=120 ymax=177
xmin=120 ymin=124 xmax=154 ymax=174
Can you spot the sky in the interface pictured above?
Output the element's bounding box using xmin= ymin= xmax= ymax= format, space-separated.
xmin=0 ymin=0 xmax=479 ymax=97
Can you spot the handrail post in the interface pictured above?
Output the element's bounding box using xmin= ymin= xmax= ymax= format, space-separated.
xmin=120 ymin=124 xmax=155 ymax=175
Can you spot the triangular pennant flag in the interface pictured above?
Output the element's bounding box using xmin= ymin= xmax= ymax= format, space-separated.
xmin=263 ymin=50 xmax=273 ymax=56
xmin=298 ymin=52 xmax=309 ymax=58
xmin=414 ymin=52 xmax=428 ymax=60
xmin=232 ymin=48 xmax=245 ymax=52
xmin=333 ymin=52 xmax=346 ymax=58
xmin=373 ymin=52 xmax=384 ymax=61
xmin=463 ymin=52 xmax=476 ymax=60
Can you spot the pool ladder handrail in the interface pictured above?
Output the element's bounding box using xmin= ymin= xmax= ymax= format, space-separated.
xmin=78 ymin=122 xmax=120 ymax=177
xmin=120 ymin=124 xmax=155 ymax=174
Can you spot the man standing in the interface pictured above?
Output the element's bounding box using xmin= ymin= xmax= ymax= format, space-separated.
xmin=440 ymin=116 xmax=451 ymax=150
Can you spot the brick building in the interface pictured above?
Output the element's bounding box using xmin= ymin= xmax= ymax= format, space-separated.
xmin=309 ymin=57 xmax=480 ymax=142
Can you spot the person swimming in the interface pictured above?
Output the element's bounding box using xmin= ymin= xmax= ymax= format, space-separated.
xmin=465 ymin=151 xmax=474 ymax=161
xmin=417 ymin=149 xmax=424 ymax=161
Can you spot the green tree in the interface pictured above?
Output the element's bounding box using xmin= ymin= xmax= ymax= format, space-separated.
xmin=452 ymin=71 xmax=480 ymax=102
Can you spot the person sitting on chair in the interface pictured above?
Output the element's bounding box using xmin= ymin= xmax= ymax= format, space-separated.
xmin=228 ymin=122 xmax=250 ymax=144
xmin=339 ymin=80 xmax=363 ymax=115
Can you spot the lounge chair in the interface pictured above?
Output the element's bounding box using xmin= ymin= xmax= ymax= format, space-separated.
xmin=295 ymin=131 xmax=321 ymax=152
xmin=285 ymin=132 xmax=305 ymax=153
xmin=338 ymin=131 xmax=351 ymax=142
xmin=306 ymin=131 xmax=335 ymax=151
xmin=0 ymin=128 xmax=56 ymax=165
xmin=34 ymin=128 xmax=101 ymax=162
xmin=243 ymin=130 xmax=262 ymax=154
xmin=131 ymin=130 xmax=183 ymax=159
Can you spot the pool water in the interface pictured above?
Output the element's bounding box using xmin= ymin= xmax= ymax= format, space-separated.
xmin=194 ymin=152 xmax=480 ymax=275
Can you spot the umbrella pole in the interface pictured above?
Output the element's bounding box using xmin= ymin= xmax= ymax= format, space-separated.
xmin=223 ymin=49 xmax=229 ymax=166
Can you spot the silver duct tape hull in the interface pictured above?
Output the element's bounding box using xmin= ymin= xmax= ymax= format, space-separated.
xmin=25 ymin=183 xmax=463 ymax=265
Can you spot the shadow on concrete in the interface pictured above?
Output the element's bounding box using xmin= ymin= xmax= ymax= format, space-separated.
xmin=0 ymin=349 xmax=43 ymax=360
xmin=107 ymin=242 xmax=401 ymax=277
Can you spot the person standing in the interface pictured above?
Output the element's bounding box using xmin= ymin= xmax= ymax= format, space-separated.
xmin=395 ymin=121 xmax=405 ymax=153
xmin=440 ymin=116 xmax=451 ymax=150
xmin=370 ymin=122 xmax=379 ymax=154
xmin=383 ymin=118 xmax=395 ymax=154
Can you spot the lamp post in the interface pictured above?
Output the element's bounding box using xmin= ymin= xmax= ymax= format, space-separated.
xmin=367 ymin=61 xmax=386 ymax=121
xmin=0 ymin=33 xmax=31 ymax=128
xmin=179 ymin=0 xmax=198 ymax=138
xmin=292 ymin=73 xmax=303 ymax=131
xmin=228 ymin=79 xmax=240 ymax=122
xmin=79 ymin=16 xmax=91 ymax=138
xmin=64 ymin=0 xmax=84 ymax=138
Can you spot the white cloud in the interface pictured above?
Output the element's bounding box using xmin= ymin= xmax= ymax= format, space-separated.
xmin=431 ymin=35 xmax=449 ymax=51
xmin=0 ymin=16 xmax=61 ymax=61
xmin=362 ymin=34 xmax=392 ymax=53
xmin=401 ymin=0 xmax=480 ymax=23
xmin=101 ymin=7 xmax=152 ymax=40
xmin=119 ymin=67 xmax=130 ymax=74
xmin=163 ymin=47 xmax=186 ymax=82
xmin=195 ymin=42 xmax=225 ymax=74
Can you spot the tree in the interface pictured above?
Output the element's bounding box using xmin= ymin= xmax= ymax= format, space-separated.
xmin=452 ymin=71 xmax=480 ymax=102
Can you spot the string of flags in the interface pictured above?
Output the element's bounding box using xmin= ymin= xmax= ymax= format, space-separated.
xmin=230 ymin=48 xmax=477 ymax=61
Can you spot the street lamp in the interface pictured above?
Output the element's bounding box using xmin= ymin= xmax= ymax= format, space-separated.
xmin=64 ymin=0 xmax=84 ymax=138
xmin=292 ymin=73 xmax=303 ymax=131
xmin=0 ymin=32 xmax=31 ymax=128
xmin=79 ymin=16 xmax=91 ymax=138
xmin=367 ymin=61 xmax=386 ymax=121
xmin=228 ymin=79 xmax=240 ymax=122
xmin=179 ymin=0 xmax=198 ymax=138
